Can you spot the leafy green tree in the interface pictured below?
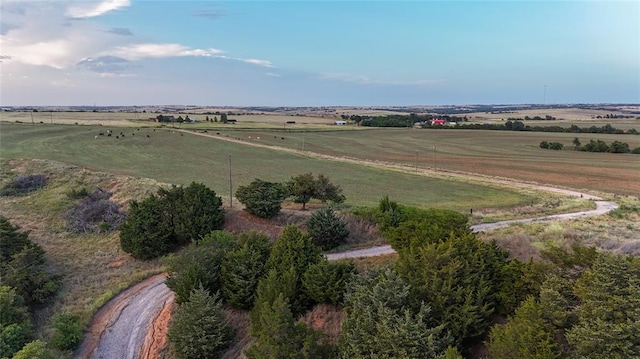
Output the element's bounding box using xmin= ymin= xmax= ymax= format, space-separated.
xmin=302 ymin=260 xmax=355 ymax=305
xmin=495 ymin=259 xmax=545 ymax=315
xmin=314 ymin=174 xmax=345 ymax=204
xmin=572 ymin=137 xmax=581 ymax=149
xmin=0 ymin=323 xmax=33 ymax=358
xmin=487 ymin=297 xmax=561 ymax=359
xmin=539 ymin=141 xmax=549 ymax=149
xmin=339 ymin=267 xmax=452 ymax=358
xmin=167 ymin=288 xmax=234 ymax=359
xmin=306 ymin=207 xmax=349 ymax=250
xmin=165 ymin=231 xmax=236 ymax=304
xmin=235 ymin=179 xmax=288 ymax=218
xmin=287 ymin=173 xmax=317 ymax=210
xmin=220 ymin=113 xmax=228 ymax=123
xmin=11 ymin=340 xmax=54 ymax=359
xmin=609 ymin=140 xmax=630 ymax=153
xmin=0 ymin=286 xmax=33 ymax=358
xmin=50 ymin=313 xmax=83 ymax=351
xmin=221 ymin=232 xmax=271 ymax=309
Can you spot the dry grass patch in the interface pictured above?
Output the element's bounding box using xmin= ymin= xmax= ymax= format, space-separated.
xmin=0 ymin=159 xmax=166 ymax=332
xmin=481 ymin=196 xmax=640 ymax=257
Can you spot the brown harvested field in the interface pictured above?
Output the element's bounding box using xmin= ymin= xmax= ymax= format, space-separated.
xmin=464 ymin=106 xmax=640 ymax=130
xmin=218 ymin=127 xmax=640 ymax=197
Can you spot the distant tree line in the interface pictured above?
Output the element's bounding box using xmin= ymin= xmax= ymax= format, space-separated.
xmin=539 ymin=137 xmax=640 ymax=154
xmin=445 ymin=120 xmax=639 ymax=135
xmin=341 ymin=114 xmax=468 ymax=127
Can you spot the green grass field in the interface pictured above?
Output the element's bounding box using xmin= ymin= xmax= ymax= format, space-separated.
xmin=0 ymin=122 xmax=539 ymax=212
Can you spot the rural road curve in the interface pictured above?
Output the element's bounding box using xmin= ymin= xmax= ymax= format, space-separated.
xmin=75 ymin=274 xmax=174 ymax=359
xmin=79 ymin=129 xmax=619 ymax=358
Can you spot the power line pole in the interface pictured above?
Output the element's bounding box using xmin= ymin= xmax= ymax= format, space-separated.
xmin=228 ymin=154 xmax=233 ymax=208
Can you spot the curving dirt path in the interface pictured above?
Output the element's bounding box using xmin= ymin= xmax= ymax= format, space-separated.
xmin=74 ymin=274 xmax=174 ymax=359
xmin=78 ymin=129 xmax=619 ymax=358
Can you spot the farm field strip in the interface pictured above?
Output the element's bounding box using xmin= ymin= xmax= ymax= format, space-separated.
xmin=213 ymin=127 xmax=640 ymax=196
xmin=1 ymin=123 xmax=535 ymax=212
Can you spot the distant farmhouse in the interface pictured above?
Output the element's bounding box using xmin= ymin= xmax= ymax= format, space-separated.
xmin=429 ymin=118 xmax=447 ymax=126
xmin=335 ymin=120 xmax=347 ymax=126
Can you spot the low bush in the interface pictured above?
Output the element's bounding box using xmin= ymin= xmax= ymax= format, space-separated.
xmin=65 ymin=189 xmax=126 ymax=233
xmin=0 ymin=174 xmax=47 ymax=196
xmin=50 ymin=313 xmax=83 ymax=351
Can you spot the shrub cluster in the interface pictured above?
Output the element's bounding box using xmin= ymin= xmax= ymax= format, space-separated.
xmin=120 ymin=182 xmax=224 ymax=260
xmin=235 ymin=173 xmax=345 ymax=218
xmin=539 ymin=141 xmax=564 ymax=150
xmin=65 ymin=188 xmax=126 ymax=233
xmin=0 ymin=174 xmax=47 ymax=196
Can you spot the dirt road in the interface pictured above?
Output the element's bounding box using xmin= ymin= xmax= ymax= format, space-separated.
xmin=74 ymin=274 xmax=174 ymax=359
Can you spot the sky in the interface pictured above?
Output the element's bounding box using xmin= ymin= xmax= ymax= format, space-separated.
xmin=1 ymin=0 xmax=638 ymax=106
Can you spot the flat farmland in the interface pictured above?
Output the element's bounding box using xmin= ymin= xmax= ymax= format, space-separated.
xmin=0 ymin=111 xmax=345 ymax=130
xmin=216 ymin=128 xmax=640 ymax=196
xmin=0 ymin=123 xmax=536 ymax=211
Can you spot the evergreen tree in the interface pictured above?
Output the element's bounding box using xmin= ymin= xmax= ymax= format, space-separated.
xmin=168 ymin=288 xmax=234 ymax=359
xmin=339 ymin=267 xmax=452 ymax=358
xmin=487 ymin=297 xmax=561 ymax=359
xmin=302 ymin=260 xmax=355 ymax=305
xmin=306 ymin=207 xmax=349 ymax=250
xmin=235 ymin=179 xmax=288 ymax=218
xmin=221 ymin=232 xmax=271 ymax=309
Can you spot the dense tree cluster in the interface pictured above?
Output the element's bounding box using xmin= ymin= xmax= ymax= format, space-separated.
xmin=0 ymin=217 xmax=60 ymax=358
xmin=120 ymin=182 xmax=224 ymax=259
xmin=540 ymin=138 xmax=640 ymax=154
xmin=442 ymin=121 xmax=638 ymax=135
xmin=488 ymin=247 xmax=640 ymax=358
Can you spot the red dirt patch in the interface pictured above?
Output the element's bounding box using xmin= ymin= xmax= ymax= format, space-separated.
xmin=106 ymin=259 xmax=124 ymax=268
xmin=139 ymin=291 xmax=175 ymax=359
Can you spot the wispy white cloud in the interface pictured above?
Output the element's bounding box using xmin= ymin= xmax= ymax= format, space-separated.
xmin=321 ymin=72 xmax=442 ymax=86
xmin=105 ymin=44 xmax=276 ymax=69
xmin=266 ymin=72 xmax=280 ymax=77
xmin=240 ymin=58 xmax=275 ymax=68
xmin=110 ymin=43 xmax=224 ymax=61
xmin=66 ymin=0 xmax=130 ymax=19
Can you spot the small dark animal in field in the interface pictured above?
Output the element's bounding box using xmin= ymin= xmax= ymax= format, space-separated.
xmin=180 ymin=133 xmax=183 ymax=136
xmin=281 ymin=137 xmax=285 ymax=140
xmin=147 ymin=134 xmax=150 ymax=138
xmin=132 ymin=133 xmax=135 ymax=136
xmin=107 ymin=133 xmax=112 ymax=137
xmin=116 ymin=136 xmax=119 ymax=139
xmin=217 ymin=132 xmax=220 ymax=135
xmin=153 ymin=129 xmax=156 ymax=132
xmin=99 ymin=132 xmax=104 ymax=136
xmin=137 ymin=128 xmax=140 ymax=131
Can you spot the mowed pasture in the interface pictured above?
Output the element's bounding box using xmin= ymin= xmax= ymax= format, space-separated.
xmin=217 ymin=127 xmax=640 ymax=196
xmin=0 ymin=122 xmax=535 ymax=211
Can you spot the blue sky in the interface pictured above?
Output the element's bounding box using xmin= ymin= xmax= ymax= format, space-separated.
xmin=1 ymin=0 xmax=638 ymax=106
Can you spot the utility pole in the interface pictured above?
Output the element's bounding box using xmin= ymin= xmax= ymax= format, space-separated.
xmin=228 ymin=154 xmax=232 ymax=208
